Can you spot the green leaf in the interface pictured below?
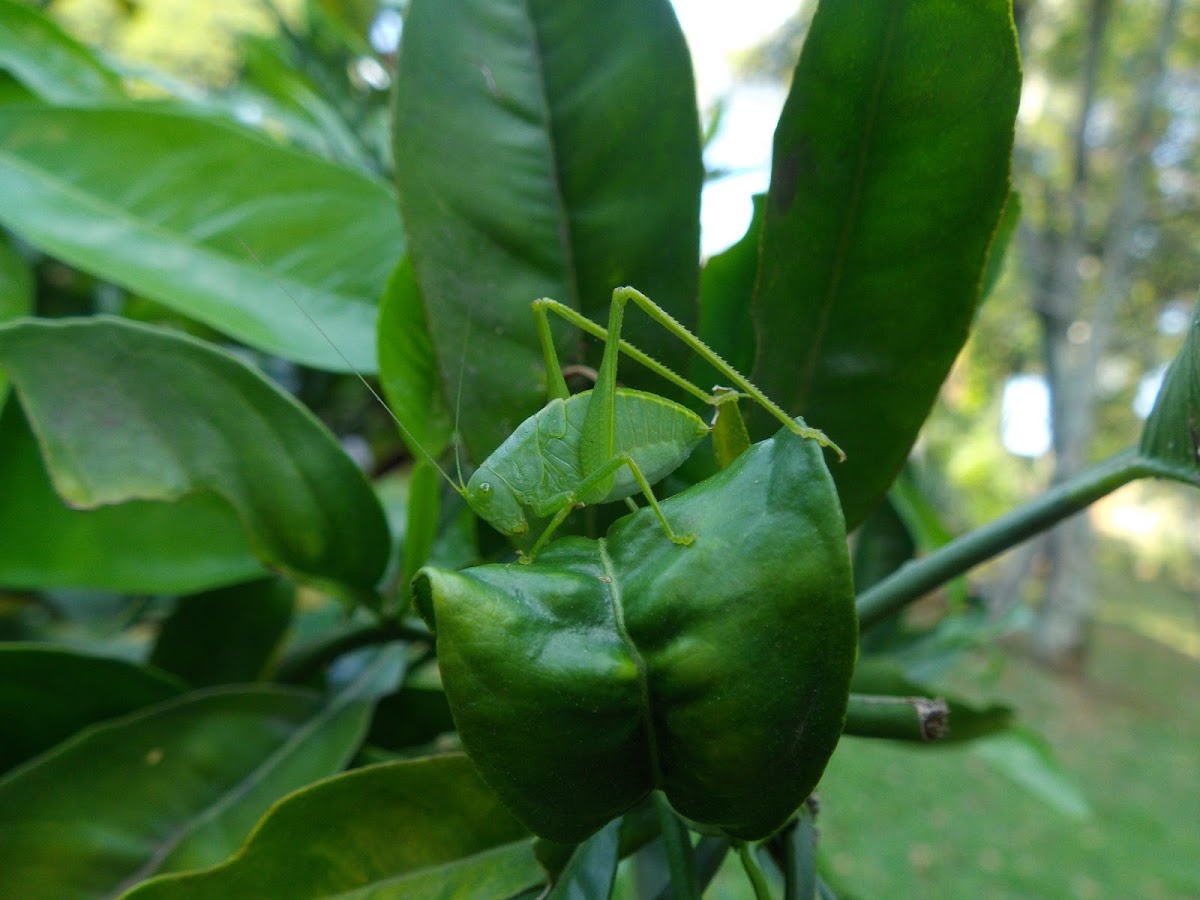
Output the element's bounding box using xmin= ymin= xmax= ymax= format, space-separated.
xmin=851 ymin=496 xmax=917 ymax=653
xmin=0 ymin=644 xmax=184 ymax=772
xmin=0 ymin=237 xmax=31 ymax=316
xmin=972 ymin=728 xmax=1091 ymax=820
xmin=647 ymin=836 xmax=731 ymax=900
xmin=377 ymin=256 xmax=453 ymax=462
xmin=0 ymin=106 xmax=401 ymax=371
xmin=392 ymin=0 xmax=702 ymax=461
xmin=1139 ymin=294 xmax=1200 ymax=485
xmin=851 ymin=497 xmax=915 ymax=595
xmin=545 ymin=817 xmax=621 ymax=899
xmin=779 ymin=805 xmax=818 ymax=900
xmin=0 ymin=647 xmax=404 ymax=900
xmin=0 ymin=0 xmax=124 ymax=104
xmin=0 ymin=317 xmax=390 ymax=603
xmin=653 ymin=795 xmax=700 ymax=900
xmin=399 ymin=461 xmax=444 ymax=591
xmin=980 ymin=190 xmax=1021 ymax=302
xmin=886 ymin=466 xmax=970 ymax=607
xmin=887 ymin=603 xmax=1032 ymax=684
xmin=235 ymin=34 xmax=380 ymax=174
xmin=414 ymin=423 xmax=856 ymax=842
xmin=149 ymin=577 xmax=295 ymax=687
xmin=0 ymin=71 xmax=37 ymax=105
xmin=367 ymin=684 xmax=456 ymax=752
xmin=152 ymin=647 xmax=405 ymax=874
xmin=694 ymin=193 xmax=764 ymax=390
xmin=0 ymin=234 xmax=32 ymax=406
xmin=123 ymin=755 xmax=541 ymax=900
xmin=752 ymin=0 xmax=1021 ymax=528
xmin=0 ymin=400 xmax=265 ymax=593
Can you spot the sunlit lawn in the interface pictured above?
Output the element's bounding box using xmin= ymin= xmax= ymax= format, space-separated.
xmin=814 ymin=553 xmax=1199 ymax=899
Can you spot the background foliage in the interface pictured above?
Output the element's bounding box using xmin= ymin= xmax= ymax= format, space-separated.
xmin=0 ymin=0 xmax=1196 ymax=897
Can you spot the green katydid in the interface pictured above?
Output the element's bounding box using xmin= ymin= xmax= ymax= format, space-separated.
xmin=287 ymin=272 xmax=842 ymax=561
xmin=460 ymin=287 xmax=842 ymax=560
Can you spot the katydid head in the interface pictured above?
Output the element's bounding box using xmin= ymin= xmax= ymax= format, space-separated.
xmin=464 ymin=466 xmax=528 ymax=537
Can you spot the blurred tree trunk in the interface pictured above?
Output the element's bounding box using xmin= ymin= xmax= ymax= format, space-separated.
xmin=1023 ymin=0 xmax=1181 ymax=667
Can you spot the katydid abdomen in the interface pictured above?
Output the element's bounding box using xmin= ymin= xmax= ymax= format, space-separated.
xmin=465 ymin=389 xmax=709 ymax=539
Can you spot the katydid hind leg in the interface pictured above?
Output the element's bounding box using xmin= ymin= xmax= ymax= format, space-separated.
xmin=535 ymin=296 xmax=714 ymax=407
xmin=614 ymin=286 xmax=845 ymax=459
xmin=532 ymin=299 xmax=571 ymax=402
xmin=577 ymin=292 xmax=627 ymax=487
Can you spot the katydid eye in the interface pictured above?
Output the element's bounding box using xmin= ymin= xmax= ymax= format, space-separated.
xmin=479 ymin=482 xmax=492 ymax=495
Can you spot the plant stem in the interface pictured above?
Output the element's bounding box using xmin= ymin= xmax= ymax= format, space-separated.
xmin=843 ymin=693 xmax=949 ymax=742
xmin=856 ymin=450 xmax=1153 ymax=631
xmin=737 ymin=843 xmax=773 ymax=900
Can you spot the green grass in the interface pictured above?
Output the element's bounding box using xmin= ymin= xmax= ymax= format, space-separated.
xmin=815 ymin=618 xmax=1200 ymax=899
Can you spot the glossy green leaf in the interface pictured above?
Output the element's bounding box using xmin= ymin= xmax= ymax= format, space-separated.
xmin=414 ymin=424 xmax=856 ymax=842
xmin=869 ymin=602 xmax=1031 ymax=684
xmin=653 ymin=794 xmax=700 ymax=900
xmin=972 ymin=728 xmax=1091 ymax=820
xmin=752 ymin=0 xmax=1021 ymax=528
xmin=0 ymin=106 xmax=401 ymax=371
xmin=0 ymin=72 xmax=36 ymax=105
xmin=851 ymin=497 xmax=916 ymax=653
xmin=312 ymin=0 xmax=378 ymax=40
xmin=149 ymin=577 xmax=295 ymax=687
xmin=646 ymin=836 xmax=731 ymax=900
xmin=1139 ymin=294 xmax=1200 ymax=486
xmin=367 ymin=684 xmax=456 ymax=752
xmin=236 ymin=35 xmax=379 ymax=174
xmin=399 ymin=461 xmax=444 ymax=591
xmin=0 ymin=234 xmax=32 ymax=406
xmin=886 ymin=467 xmax=970 ymax=607
xmin=0 ymin=644 xmax=184 ymax=772
xmin=152 ymin=647 xmax=405 ymax=874
xmin=0 ymin=237 xmax=31 ymax=316
xmin=546 ymin=818 xmax=621 ymax=899
xmin=393 ymin=0 xmax=702 ymax=461
xmin=980 ymin=191 xmax=1021 ymax=302
xmin=694 ymin=193 xmax=764 ymax=391
xmin=0 ymin=0 xmax=123 ymax=104
xmin=0 ymin=648 xmax=403 ymax=900
xmin=0 ymin=317 xmax=390 ymax=603
xmin=377 ymin=256 xmax=453 ymax=462
xmin=779 ymin=804 xmax=818 ymax=900
xmin=887 ymin=468 xmax=956 ymax=552
xmin=0 ymin=400 xmax=265 ymax=593
xmin=124 ymin=755 xmax=541 ymax=900
xmin=851 ymin=497 xmax=915 ymax=594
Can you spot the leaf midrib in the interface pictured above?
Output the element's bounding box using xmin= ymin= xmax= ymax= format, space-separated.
xmin=112 ymin=655 xmax=397 ymax=894
xmin=597 ymin=538 xmax=663 ymax=788
xmin=521 ymin=0 xmax=583 ymax=317
xmin=793 ymin=0 xmax=906 ymax=407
